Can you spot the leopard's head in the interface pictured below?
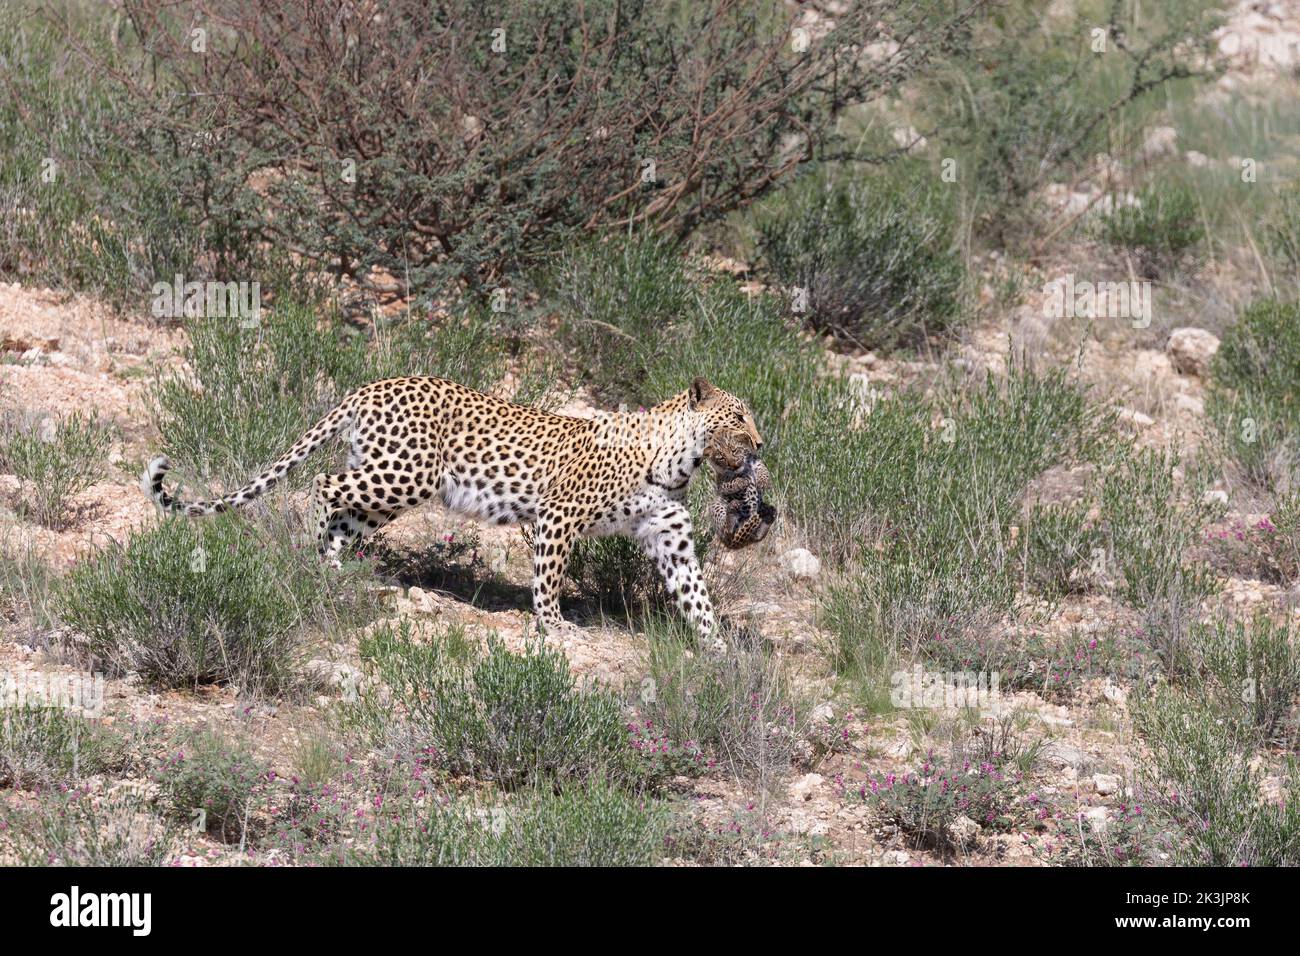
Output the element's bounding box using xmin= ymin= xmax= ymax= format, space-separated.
xmin=688 ymin=377 xmax=763 ymax=473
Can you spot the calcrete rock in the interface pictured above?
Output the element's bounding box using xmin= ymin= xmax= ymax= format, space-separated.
xmin=1166 ymin=327 xmax=1220 ymax=376
xmin=780 ymin=547 xmax=821 ymax=581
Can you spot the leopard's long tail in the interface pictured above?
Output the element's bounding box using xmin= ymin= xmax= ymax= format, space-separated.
xmin=140 ymin=395 xmax=359 ymax=517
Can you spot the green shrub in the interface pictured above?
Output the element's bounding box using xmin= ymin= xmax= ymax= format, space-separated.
xmin=0 ymin=2 xmax=206 ymax=303
xmin=552 ymin=232 xmax=692 ymax=404
xmin=345 ymin=622 xmax=642 ymax=790
xmin=0 ymin=540 xmax=58 ymax=638
xmin=0 ymin=786 xmax=177 ymax=866
xmin=1191 ymin=614 xmax=1300 ymax=746
xmin=101 ymin=0 xmax=977 ymax=295
xmin=1133 ymin=686 xmax=1300 ymax=866
xmin=824 ymin=362 xmax=1103 ymax=680
xmin=1098 ymin=183 xmax=1205 ymax=276
xmin=637 ymin=619 xmax=809 ymax=784
xmin=1263 ymin=181 xmax=1300 ymax=285
xmin=916 ymin=0 xmax=1220 ymax=241
xmin=0 ymin=410 xmax=113 ymax=528
xmin=355 ymin=781 xmax=666 ymax=867
xmin=1021 ymin=500 xmax=1103 ymax=598
xmin=857 ymin=745 xmax=1041 ymax=854
xmin=1098 ymin=443 xmax=1217 ymax=605
xmin=55 ymin=513 xmax=369 ymax=694
xmin=754 ymin=165 xmax=964 ymax=350
xmin=154 ymin=727 xmax=269 ymax=842
xmin=1207 ymin=299 xmax=1300 ymax=493
xmin=0 ymin=705 xmax=110 ymax=790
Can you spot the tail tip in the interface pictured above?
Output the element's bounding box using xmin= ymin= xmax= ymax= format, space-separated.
xmin=140 ymin=455 xmax=171 ymax=503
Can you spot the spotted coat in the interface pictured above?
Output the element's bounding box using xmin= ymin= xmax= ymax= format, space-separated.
xmin=142 ymin=376 xmax=764 ymax=646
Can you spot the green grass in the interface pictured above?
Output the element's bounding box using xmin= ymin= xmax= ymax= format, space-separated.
xmin=0 ymin=409 xmax=113 ymax=528
xmin=1207 ymin=298 xmax=1300 ymax=494
xmin=344 ymin=621 xmax=644 ymax=791
xmin=753 ymin=162 xmax=964 ymax=351
xmin=54 ymin=512 xmax=374 ymax=694
xmin=1132 ymin=685 xmax=1300 ymax=866
xmin=1189 ymin=613 xmax=1300 ymax=747
xmin=1097 ymin=183 xmax=1205 ymax=277
xmin=352 ymin=781 xmax=667 ymax=867
xmin=0 ymin=786 xmax=177 ymax=866
xmin=0 ymin=540 xmax=58 ymax=638
xmin=0 ymin=1 xmax=207 ymax=305
xmin=822 ymin=361 xmax=1106 ymax=689
xmin=637 ymin=616 xmax=811 ymax=786
xmin=0 ymin=704 xmax=113 ymax=790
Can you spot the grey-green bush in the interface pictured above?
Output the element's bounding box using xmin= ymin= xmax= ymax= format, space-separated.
xmin=55 ymin=513 xmax=370 ymax=694
xmin=0 ymin=410 xmax=113 ymax=528
xmin=345 ymin=622 xmax=641 ymax=790
xmin=755 ymin=164 xmax=964 ymax=351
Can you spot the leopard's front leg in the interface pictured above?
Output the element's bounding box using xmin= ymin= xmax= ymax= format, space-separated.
xmin=636 ymin=503 xmax=722 ymax=652
xmin=530 ymin=508 xmax=576 ymax=632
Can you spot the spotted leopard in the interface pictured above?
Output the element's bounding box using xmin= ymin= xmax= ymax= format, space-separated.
xmin=141 ymin=376 xmax=764 ymax=646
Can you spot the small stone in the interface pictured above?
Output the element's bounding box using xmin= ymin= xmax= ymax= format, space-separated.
xmin=1093 ymin=773 xmax=1122 ymax=796
xmin=810 ymin=702 xmax=835 ymax=724
xmin=1117 ymin=407 xmax=1155 ymax=428
xmin=407 ymin=586 xmax=437 ymax=612
xmin=780 ymin=547 xmax=821 ymax=581
xmin=1167 ymin=327 xmax=1221 ymax=377
xmin=790 ymin=773 xmax=824 ymax=802
xmin=948 ymin=814 xmax=981 ymax=847
xmin=304 ymin=659 xmax=359 ymax=693
xmin=1140 ymin=125 xmax=1178 ymax=160
xmin=1044 ymin=742 xmax=1087 ymax=770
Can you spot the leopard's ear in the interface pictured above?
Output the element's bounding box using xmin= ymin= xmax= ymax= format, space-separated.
xmin=689 ymin=377 xmax=718 ymax=408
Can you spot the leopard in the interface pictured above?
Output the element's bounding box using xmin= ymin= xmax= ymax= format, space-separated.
xmin=141 ymin=375 xmax=764 ymax=648
xmin=709 ymin=455 xmax=775 ymax=548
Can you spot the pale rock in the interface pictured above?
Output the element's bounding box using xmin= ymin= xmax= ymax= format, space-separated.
xmin=1117 ymin=407 xmax=1155 ymax=428
xmin=1101 ymin=679 xmax=1128 ymax=706
xmin=790 ymin=773 xmax=824 ymax=802
xmin=1092 ymin=773 xmax=1123 ymax=796
xmin=780 ymin=548 xmax=821 ymax=581
xmin=948 ymin=814 xmax=981 ymax=848
xmin=407 ymin=586 xmax=437 ymax=612
xmin=1140 ymin=125 xmax=1179 ymax=160
xmin=810 ymin=702 xmax=835 ymax=724
xmin=1044 ymin=742 xmax=1087 ymax=771
xmin=1167 ymin=327 xmax=1220 ymax=377
xmin=304 ymin=660 xmax=359 ymax=694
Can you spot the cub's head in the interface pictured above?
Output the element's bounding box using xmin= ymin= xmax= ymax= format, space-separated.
xmin=688 ymin=377 xmax=763 ymax=472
